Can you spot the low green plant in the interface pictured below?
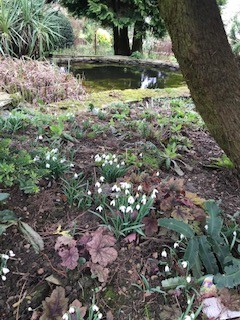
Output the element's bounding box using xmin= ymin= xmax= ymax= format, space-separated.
xmin=132 ymin=274 xmax=166 ymax=295
xmin=177 ymin=295 xmax=202 ymax=320
xmin=207 ymin=154 xmax=235 ymax=169
xmin=158 ymin=200 xmax=240 ymax=288
xmin=0 ymin=111 xmax=30 ymax=134
xmin=62 ymin=174 xmax=92 ymax=209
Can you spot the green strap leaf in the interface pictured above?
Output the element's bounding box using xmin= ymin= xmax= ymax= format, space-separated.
xmin=158 ymin=218 xmax=195 ymax=238
xmin=198 ymin=235 xmax=219 ymax=274
xmin=205 ymin=200 xmax=223 ymax=238
xmin=0 ymin=193 xmax=10 ymax=201
xmin=184 ymin=237 xmax=199 ymax=269
xmin=18 ymin=221 xmax=44 ymax=253
xmin=0 ymin=210 xmax=17 ymax=222
xmin=214 ymin=262 xmax=240 ymax=288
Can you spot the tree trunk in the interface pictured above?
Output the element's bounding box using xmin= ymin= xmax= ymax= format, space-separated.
xmin=158 ymin=0 xmax=240 ymax=169
xmin=112 ymin=26 xmax=131 ymax=56
xmin=132 ymin=22 xmax=143 ymax=53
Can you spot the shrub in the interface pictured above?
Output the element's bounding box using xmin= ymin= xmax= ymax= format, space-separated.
xmin=54 ymin=12 xmax=74 ymax=50
xmin=0 ymin=57 xmax=85 ymax=104
xmin=0 ymin=0 xmax=62 ymax=58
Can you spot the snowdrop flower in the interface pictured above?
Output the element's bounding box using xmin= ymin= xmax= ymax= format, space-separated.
xmin=184 ymin=316 xmax=191 ymax=320
xmin=1 ymin=254 xmax=9 ymax=260
xmin=2 ymin=267 xmax=10 ymax=275
xmin=9 ymin=250 xmax=15 ymax=257
xmin=120 ymin=182 xmax=131 ymax=189
xmin=73 ymin=173 xmax=78 ymax=179
xmin=92 ymin=305 xmax=99 ymax=312
xmin=98 ymin=313 xmax=103 ymax=319
xmin=46 ymin=163 xmax=50 ymax=168
xmin=112 ymin=154 xmax=116 ymax=159
xmin=97 ymin=188 xmax=102 ymax=194
xmin=173 ymin=242 xmax=179 ymax=249
xmin=102 ymin=163 xmax=106 ymax=167
xmin=128 ymin=196 xmax=135 ymax=204
xmin=60 ymin=159 xmax=66 ymax=163
xmin=95 ymin=155 xmax=102 ymax=162
xmin=137 ymin=185 xmax=143 ymax=191
xmin=161 ymin=249 xmax=167 ymax=258
xmin=1 ymin=275 xmax=6 ymax=281
xmin=126 ymin=206 xmax=133 ymax=213
xmin=119 ymin=206 xmax=126 ymax=213
xmin=70 ymin=163 xmax=74 ymax=168
xmin=125 ymin=189 xmax=130 ymax=195
xmin=99 ymin=176 xmax=105 ymax=182
xmin=141 ymin=195 xmax=147 ymax=205
xmin=69 ymin=307 xmax=75 ymax=314
xmin=112 ymin=184 xmax=120 ymax=192
xmin=33 ymin=156 xmax=40 ymax=162
xmin=186 ymin=275 xmax=191 ymax=283
xmin=233 ymin=231 xmax=237 ymax=236
xmin=181 ymin=261 xmax=188 ymax=269
xmin=121 ymin=161 xmax=125 ymax=166
xmin=87 ymin=190 xmax=92 ymax=196
xmin=28 ymin=307 xmax=33 ymax=311
xmin=151 ymin=188 xmax=159 ymax=199
xmin=109 ymin=160 xmax=113 ymax=165
xmin=38 ymin=135 xmax=43 ymax=140
xmin=180 ymin=234 xmax=185 ymax=240
xmin=116 ymin=164 xmax=120 ymax=168
xmin=102 ymin=154 xmax=106 ymax=159
xmin=110 ymin=199 xmax=116 ymax=206
xmin=105 ymin=155 xmax=110 ymax=160
xmin=96 ymin=206 xmax=103 ymax=212
xmin=156 ymin=171 xmax=160 ymax=176
xmin=139 ymin=153 xmax=143 ymax=157
xmin=204 ymin=225 xmax=208 ymax=231
xmin=165 ymin=265 xmax=170 ymax=272
xmin=113 ymin=158 xmax=118 ymax=163
xmin=52 ymin=148 xmax=58 ymax=153
xmin=46 ymin=153 xmax=51 ymax=161
xmin=52 ymin=156 xmax=57 ymax=161
xmin=95 ymin=181 xmax=101 ymax=188
xmin=62 ymin=314 xmax=68 ymax=320
xmin=136 ymin=204 xmax=140 ymax=210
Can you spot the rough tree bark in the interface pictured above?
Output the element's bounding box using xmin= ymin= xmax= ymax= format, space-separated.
xmin=158 ymin=0 xmax=240 ymax=169
xmin=113 ymin=26 xmax=131 ymax=56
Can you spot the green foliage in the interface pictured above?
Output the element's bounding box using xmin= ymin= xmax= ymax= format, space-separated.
xmin=53 ymin=12 xmax=74 ymax=50
xmin=0 ymin=0 xmax=62 ymax=58
xmin=158 ymin=200 xmax=240 ymax=287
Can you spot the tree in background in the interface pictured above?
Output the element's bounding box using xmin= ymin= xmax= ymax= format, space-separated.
xmin=158 ymin=0 xmax=240 ymax=169
xmin=60 ymin=0 xmax=166 ymax=55
xmin=0 ymin=0 xmax=73 ymax=58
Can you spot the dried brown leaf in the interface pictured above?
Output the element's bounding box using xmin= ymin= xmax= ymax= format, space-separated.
xmin=90 ymin=263 xmax=109 ymax=283
xmin=142 ymin=216 xmax=158 ymax=236
xmin=40 ymin=287 xmax=68 ymax=320
xmin=160 ymin=196 xmax=174 ymax=211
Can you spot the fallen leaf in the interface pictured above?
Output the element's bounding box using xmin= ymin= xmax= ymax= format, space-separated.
xmin=160 ymin=196 xmax=174 ymax=211
xmin=54 ymin=235 xmax=76 ymax=251
xmin=40 ymin=287 xmax=68 ymax=320
xmin=70 ymin=299 xmax=87 ymax=318
xmin=124 ymin=233 xmax=137 ymax=243
xmin=142 ymin=215 xmax=158 ymax=236
xmin=90 ymin=263 xmax=109 ymax=283
xmin=185 ymin=192 xmax=206 ymax=207
xmin=106 ymin=310 xmax=114 ymax=320
xmin=45 ymin=275 xmax=63 ymax=286
xmin=171 ymin=207 xmax=194 ymax=222
xmin=87 ymin=228 xmax=118 ymax=267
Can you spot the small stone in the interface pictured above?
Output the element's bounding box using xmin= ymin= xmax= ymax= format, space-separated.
xmin=23 ymin=207 xmax=28 ymax=211
xmin=152 ymin=252 xmax=158 ymax=259
xmin=24 ymin=244 xmax=30 ymax=249
xmin=37 ymin=268 xmax=44 ymax=275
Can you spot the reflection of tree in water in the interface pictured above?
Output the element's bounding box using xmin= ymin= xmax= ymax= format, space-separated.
xmin=140 ymin=70 xmax=166 ymax=89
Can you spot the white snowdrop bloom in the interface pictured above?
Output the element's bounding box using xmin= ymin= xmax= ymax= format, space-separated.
xmin=52 ymin=156 xmax=57 ymax=161
xmin=69 ymin=307 xmax=75 ymax=314
xmin=136 ymin=204 xmax=140 ymax=210
xmin=164 ymin=265 xmax=170 ymax=272
xmin=92 ymin=305 xmax=99 ymax=312
xmin=33 ymin=156 xmax=40 ymax=162
xmin=180 ymin=234 xmax=185 ymax=240
xmin=52 ymin=148 xmax=58 ymax=153
xmin=102 ymin=154 xmax=106 ymax=159
xmin=46 ymin=153 xmax=51 ymax=161
xmin=187 ymin=298 xmax=191 ymax=304
xmin=173 ymin=242 xmax=179 ymax=249
xmin=233 ymin=231 xmax=237 ymax=236
xmin=95 ymin=181 xmax=101 ymax=188
xmin=62 ymin=314 xmax=69 ymax=320
xmin=60 ymin=159 xmax=66 ymax=163
xmin=1 ymin=275 xmax=6 ymax=281
xmin=28 ymin=307 xmax=33 ymax=311
xmin=87 ymin=190 xmax=92 ymax=196
xmin=139 ymin=153 xmax=143 ymax=157
xmin=204 ymin=225 xmax=208 ymax=231
xmin=156 ymin=171 xmax=160 ymax=176
xmin=70 ymin=163 xmax=74 ymax=168
xmin=184 ymin=316 xmax=191 ymax=320
xmin=1 ymin=254 xmax=9 ymax=260
xmin=97 ymin=188 xmax=102 ymax=194
xmin=96 ymin=206 xmax=103 ymax=212
xmin=113 ymin=158 xmax=118 ymax=163
xmin=98 ymin=313 xmax=103 ymax=319
xmin=99 ymin=176 xmax=105 ymax=182
xmin=151 ymin=189 xmax=159 ymax=199
xmin=2 ymin=267 xmax=10 ymax=275
xmin=110 ymin=199 xmax=116 ymax=206
xmin=141 ymin=196 xmax=147 ymax=205
xmin=186 ymin=275 xmax=191 ymax=283
xmin=38 ymin=135 xmax=43 ymax=140
xmin=116 ymin=164 xmax=120 ymax=168
xmin=125 ymin=189 xmax=130 ymax=195
xmin=46 ymin=163 xmax=50 ymax=168
xmin=128 ymin=196 xmax=135 ymax=204
xmin=126 ymin=206 xmax=133 ymax=213
xmin=102 ymin=163 xmax=106 ymax=167
xmin=112 ymin=154 xmax=116 ymax=159
xmin=181 ymin=261 xmax=188 ymax=269
xmin=161 ymin=249 xmax=167 ymax=258
xmin=136 ymin=193 xmax=140 ymax=198
xmin=112 ymin=184 xmax=118 ymax=191
xmin=105 ymin=155 xmax=110 ymax=160
xmin=95 ymin=155 xmax=102 ymax=162
xmin=120 ymin=161 xmax=125 ymax=166
xmin=9 ymin=250 xmax=15 ymax=257
xmin=119 ymin=206 xmax=126 ymax=213
xmin=137 ymin=185 xmax=143 ymax=191
xmin=109 ymin=160 xmax=113 ymax=165
xmin=73 ymin=173 xmax=78 ymax=179
xmin=190 ymin=313 xmax=195 ymax=319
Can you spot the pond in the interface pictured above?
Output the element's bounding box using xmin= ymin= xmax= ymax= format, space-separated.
xmin=62 ymin=62 xmax=184 ymax=92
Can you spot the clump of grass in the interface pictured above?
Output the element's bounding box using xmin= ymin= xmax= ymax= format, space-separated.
xmin=0 ymin=57 xmax=85 ymax=105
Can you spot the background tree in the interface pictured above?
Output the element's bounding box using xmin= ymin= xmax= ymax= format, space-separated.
xmin=60 ymin=0 xmax=165 ymax=55
xmin=158 ymin=0 xmax=240 ymax=169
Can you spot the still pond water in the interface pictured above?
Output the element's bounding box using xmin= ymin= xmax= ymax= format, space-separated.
xmin=66 ymin=63 xmax=184 ymax=92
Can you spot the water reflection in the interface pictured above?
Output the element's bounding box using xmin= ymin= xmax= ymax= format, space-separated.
xmin=62 ymin=63 xmax=183 ymax=91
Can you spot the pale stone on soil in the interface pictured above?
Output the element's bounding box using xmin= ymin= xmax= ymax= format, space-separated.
xmin=0 ymin=92 xmax=12 ymax=108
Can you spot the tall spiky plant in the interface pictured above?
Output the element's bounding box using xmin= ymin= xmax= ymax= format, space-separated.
xmin=0 ymin=0 xmax=63 ymax=58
